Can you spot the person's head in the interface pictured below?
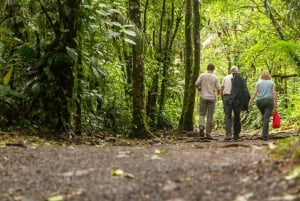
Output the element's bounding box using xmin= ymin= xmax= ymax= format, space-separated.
xmin=207 ymin=63 xmax=215 ymax=71
xmin=260 ymin=70 xmax=271 ymax=80
xmin=230 ymin=66 xmax=238 ymax=74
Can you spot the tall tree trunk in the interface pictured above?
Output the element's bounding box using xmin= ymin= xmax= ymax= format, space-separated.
xmin=181 ymin=0 xmax=200 ymax=131
xmin=38 ymin=0 xmax=81 ymax=132
xmin=143 ymin=0 xmax=149 ymax=33
xmin=186 ymin=0 xmax=201 ymax=130
xmin=178 ymin=0 xmax=193 ymax=131
xmin=157 ymin=2 xmax=173 ymax=129
xmin=146 ymin=43 xmax=159 ymax=128
xmin=145 ymin=3 xmax=159 ymax=129
xmin=146 ymin=0 xmax=166 ymax=129
xmin=75 ymin=44 xmax=83 ymax=135
xmin=146 ymin=73 xmax=158 ymax=128
xmin=128 ymin=0 xmax=151 ymax=138
xmin=148 ymin=1 xmax=184 ymax=129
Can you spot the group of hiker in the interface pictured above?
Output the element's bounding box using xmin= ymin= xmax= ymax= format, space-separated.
xmin=195 ymin=64 xmax=278 ymax=141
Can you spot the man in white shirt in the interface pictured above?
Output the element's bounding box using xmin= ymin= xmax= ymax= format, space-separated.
xmin=195 ymin=63 xmax=221 ymax=139
xmin=221 ymin=66 xmax=247 ymax=140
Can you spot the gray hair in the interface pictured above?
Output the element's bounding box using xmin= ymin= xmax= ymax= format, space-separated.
xmin=230 ymin=66 xmax=238 ymax=73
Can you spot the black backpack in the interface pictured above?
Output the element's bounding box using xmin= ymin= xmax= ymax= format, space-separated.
xmin=229 ymin=73 xmax=250 ymax=111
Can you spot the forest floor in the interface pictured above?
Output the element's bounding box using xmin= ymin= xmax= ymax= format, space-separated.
xmin=0 ymin=129 xmax=299 ymax=201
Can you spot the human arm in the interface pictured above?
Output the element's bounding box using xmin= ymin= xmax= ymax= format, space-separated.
xmin=220 ymin=86 xmax=224 ymax=100
xmin=248 ymin=86 xmax=258 ymax=109
xmin=216 ymin=79 xmax=221 ymax=95
xmin=216 ymin=88 xmax=221 ymax=96
xmin=195 ymin=75 xmax=201 ymax=91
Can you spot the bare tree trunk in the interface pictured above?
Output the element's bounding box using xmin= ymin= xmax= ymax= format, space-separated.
xmin=178 ymin=0 xmax=193 ymax=131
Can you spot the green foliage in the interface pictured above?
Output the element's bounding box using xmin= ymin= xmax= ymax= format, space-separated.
xmin=0 ymin=0 xmax=139 ymax=133
xmin=0 ymin=0 xmax=300 ymax=135
xmin=273 ymin=136 xmax=300 ymax=181
xmin=286 ymin=165 xmax=300 ymax=180
xmin=0 ymin=84 xmax=24 ymax=127
xmin=273 ymin=136 xmax=299 ymax=159
xmin=283 ymin=93 xmax=300 ymax=128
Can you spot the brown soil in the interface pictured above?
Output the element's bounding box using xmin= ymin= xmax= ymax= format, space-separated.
xmin=0 ymin=130 xmax=299 ymax=201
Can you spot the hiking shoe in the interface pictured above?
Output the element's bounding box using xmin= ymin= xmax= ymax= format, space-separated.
xmin=233 ymin=136 xmax=240 ymax=141
xmin=199 ymin=126 xmax=205 ymax=137
xmin=260 ymin=136 xmax=268 ymax=140
xmin=224 ymin=136 xmax=232 ymax=141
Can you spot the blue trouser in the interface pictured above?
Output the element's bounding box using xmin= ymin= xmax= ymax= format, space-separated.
xmin=223 ymin=95 xmax=241 ymax=137
xmin=256 ymin=98 xmax=274 ymax=138
xmin=199 ymin=98 xmax=216 ymax=135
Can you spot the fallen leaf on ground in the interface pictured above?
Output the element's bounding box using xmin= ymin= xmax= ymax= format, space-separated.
xmin=234 ymin=193 xmax=253 ymax=201
xmin=154 ymin=148 xmax=168 ymax=154
xmin=162 ymin=181 xmax=179 ymax=191
xmin=45 ymin=195 xmax=64 ymax=201
xmin=151 ymin=154 xmax=162 ymax=160
xmin=268 ymin=194 xmax=300 ymax=201
xmin=111 ymin=168 xmax=134 ymax=178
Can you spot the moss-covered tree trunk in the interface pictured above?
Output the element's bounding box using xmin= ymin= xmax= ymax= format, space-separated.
xmin=181 ymin=0 xmax=200 ymax=131
xmin=187 ymin=0 xmax=201 ymax=130
xmin=146 ymin=0 xmax=166 ymax=129
xmin=128 ymin=0 xmax=151 ymax=138
xmin=39 ymin=0 xmax=81 ymax=132
xmin=148 ymin=1 xmax=183 ymax=130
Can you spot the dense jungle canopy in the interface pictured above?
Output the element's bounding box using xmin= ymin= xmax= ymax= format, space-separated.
xmin=0 ymin=0 xmax=299 ymax=138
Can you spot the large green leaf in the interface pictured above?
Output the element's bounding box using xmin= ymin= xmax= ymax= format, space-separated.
xmin=66 ymin=47 xmax=78 ymax=62
xmin=121 ymin=29 xmax=136 ymax=37
xmin=3 ymin=67 xmax=13 ymax=85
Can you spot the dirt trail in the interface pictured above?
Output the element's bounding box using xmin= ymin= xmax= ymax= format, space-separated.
xmin=0 ymin=132 xmax=299 ymax=201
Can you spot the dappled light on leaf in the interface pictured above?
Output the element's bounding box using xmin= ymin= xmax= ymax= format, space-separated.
xmin=3 ymin=67 xmax=13 ymax=85
xmin=268 ymin=142 xmax=277 ymax=150
xmin=285 ymin=166 xmax=300 ymax=180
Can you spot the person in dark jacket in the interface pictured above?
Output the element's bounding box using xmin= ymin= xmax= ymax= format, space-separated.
xmin=221 ymin=66 xmax=250 ymax=140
